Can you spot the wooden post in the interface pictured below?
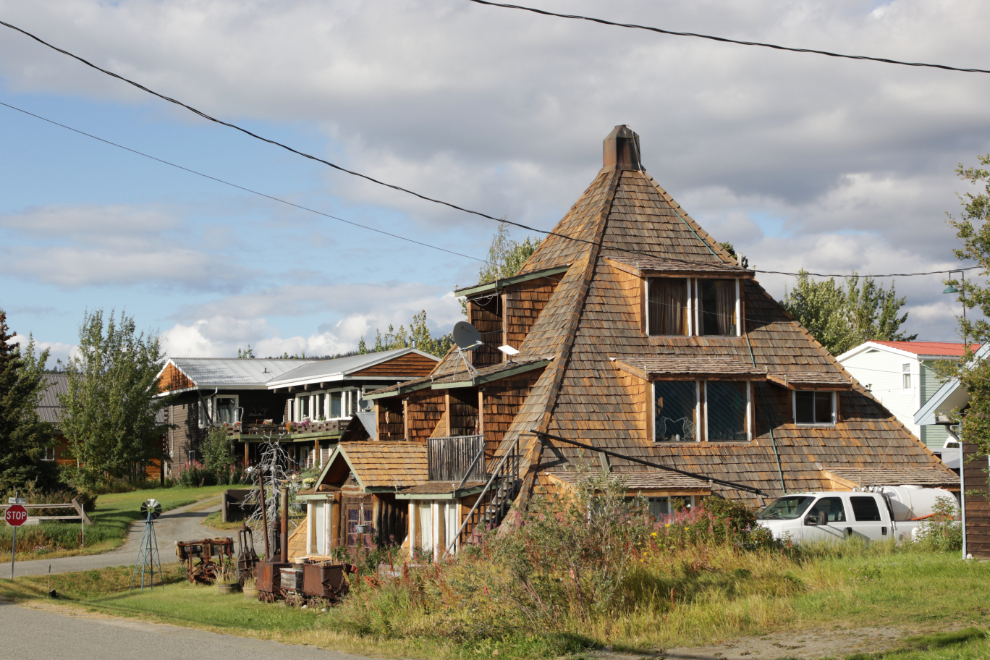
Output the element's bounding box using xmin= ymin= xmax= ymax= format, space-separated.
xmin=403 ymin=399 xmax=410 ymax=441
xmin=244 ymin=441 xmax=249 ymax=467
xmin=280 ymin=487 xmax=289 ymax=563
xmin=315 ymin=438 xmax=320 ymax=469
xmin=444 ymin=393 xmax=451 ymax=436
xmin=408 ymin=500 xmax=416 ymax=560
xmin=477 ymin=390 xmax=485 ymax=436
xmin=329 ymin=493 xmax=340 ymax=550
xmin=306 ymin=502 xmax=315 ymax=555
xmin=258 ymin=468 xmax=270 ymax=561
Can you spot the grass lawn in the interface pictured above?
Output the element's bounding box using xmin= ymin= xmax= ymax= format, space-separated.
xmin=0 ymin=486 xmax=228 ymax=563
xmin=0 ymin=548 xmax=988 ymax=659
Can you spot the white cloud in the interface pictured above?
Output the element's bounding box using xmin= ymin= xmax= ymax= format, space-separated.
xmin=10 ymin=333 xmax=78 ymax=364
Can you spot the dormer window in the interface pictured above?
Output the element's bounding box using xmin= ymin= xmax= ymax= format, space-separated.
xmin=647 ymin=277 xmax=741 ymax=337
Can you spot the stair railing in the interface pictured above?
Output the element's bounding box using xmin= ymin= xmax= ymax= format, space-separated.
xmin=443 ymin=436 xmax=520 ymax=558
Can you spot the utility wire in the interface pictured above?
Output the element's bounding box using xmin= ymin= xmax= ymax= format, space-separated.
xmin=0 ymin=100 xmax=487 ymax=264
xmin=465 ymin=0 xmax=990 ymax=75
xmin=0 ymin=19 xmax=981 ymax=279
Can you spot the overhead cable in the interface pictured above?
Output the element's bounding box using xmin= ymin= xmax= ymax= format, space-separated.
xmin=0 ymin=20 xmax=980 ymax=279
xmin=0 ymin=100 xmax=487 ymax=264
xmin=465 ymin=0 xmax=990 ymax=75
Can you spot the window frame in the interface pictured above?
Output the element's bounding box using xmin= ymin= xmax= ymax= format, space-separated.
xmin=645 ymin=276 xmax=742 ymax=338
xmin=652 ymin=379 xmax=752 ymax=443
xmin=198 ymin=394 xmax=240 ymax=428
xmin=41 ymin=446 xmax=56 ymax=462
xmin=902 ymin=363 xmax=913 ymax=391
xmin=792 ymin=390 xmax=837 ymax=426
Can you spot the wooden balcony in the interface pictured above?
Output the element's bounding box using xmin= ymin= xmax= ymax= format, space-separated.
xmin=225 ymin=419 xmax=349 ymax=442
xmin=428 ymin=434 xmax=486 ymax=483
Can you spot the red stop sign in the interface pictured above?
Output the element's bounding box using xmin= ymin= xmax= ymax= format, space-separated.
xmin=5 ymin=505 xmax=27 ymax=527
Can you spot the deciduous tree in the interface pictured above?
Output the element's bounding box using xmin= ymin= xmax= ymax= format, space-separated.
xmin=59 ymin=310 xmax=171 ymax=487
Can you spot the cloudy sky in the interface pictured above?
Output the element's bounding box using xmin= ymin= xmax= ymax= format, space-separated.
xmin=1 ymin=0 xmax=987 ymax=362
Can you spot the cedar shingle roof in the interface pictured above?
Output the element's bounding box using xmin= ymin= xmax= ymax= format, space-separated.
xmin=547 ymin=469 xmax=711 ymax=491
xmin=338 ymin=441 xmax=428 ymax=489
xmin=461 ymin=125 xmax=957 ymax=503
xmin=613 ymin=356 xmax=766 ymax=380
xmin=365 ymin=356 xmax=552 ymax=398
xmin=823 ymin=467 xmax=958 ymax=488
xmin=606 ymin=255 xmax=751 ymax=275
xmin=766 ymin=371 xmax=852 ymax=390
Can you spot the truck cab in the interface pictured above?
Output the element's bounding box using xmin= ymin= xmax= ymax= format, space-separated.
xmin=757 ymin=491 xmax=915 ymax=544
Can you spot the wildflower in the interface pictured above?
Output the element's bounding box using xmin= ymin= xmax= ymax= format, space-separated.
xmin=651 ymin=532 xmax=657 ymax=537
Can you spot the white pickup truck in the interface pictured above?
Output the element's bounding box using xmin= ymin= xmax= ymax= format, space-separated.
xmin=756 ymin=486 xmax=956 ymax=544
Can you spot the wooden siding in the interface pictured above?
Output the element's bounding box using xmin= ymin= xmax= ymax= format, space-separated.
xmin=481 ymin=368 xmax=546 ymax=458
xmin=469 ymin=296 xmax=503 ymax=368
xmin=504 ymin=274 xmax=565 ymax=351
xmin=350 ymin=353 xmax=438 ymax=378
xmin=405 ymin=390 xmax=445 ymax=443
xmin=448 ymin=388 xmax=480 ymax=437
xmin=377 ymin=398 xmax=406 ymax=441
xmin=159 ymin=362 xmax=194 ymax=392
xmin=964 ymin=441 xmax=990 ymax=559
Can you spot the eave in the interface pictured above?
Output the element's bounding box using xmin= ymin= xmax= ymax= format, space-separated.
xmin=454 ymin=265 xmax=570 ymax=299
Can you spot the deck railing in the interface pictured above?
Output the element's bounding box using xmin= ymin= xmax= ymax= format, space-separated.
xmin=445 ymin=436 xmax=520 ymax=556
xmin=225 ymin=419 xmax=349 ymax=438
xmin=427 ymin=434 xmax=486 ymax=483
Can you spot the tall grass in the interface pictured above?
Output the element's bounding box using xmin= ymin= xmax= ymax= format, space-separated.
xmin=323 ymin=473 xmax=981 ymax=657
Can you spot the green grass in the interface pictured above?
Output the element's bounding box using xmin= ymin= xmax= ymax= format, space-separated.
xmin=846 ymin=628 xmax=990 ymax=659
xmin=1 ymin=545 xmax=988 ymax=660
xmin=202 ymin=510 xmax=246 ymax=531
xmin=0 ymin=486 xmax=229 ymax=562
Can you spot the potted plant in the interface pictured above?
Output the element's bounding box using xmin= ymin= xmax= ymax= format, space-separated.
xmin=242 ymin=576 xmax=259 ymax=599
xmin=214 ymin=557 xmax=239 ymax=595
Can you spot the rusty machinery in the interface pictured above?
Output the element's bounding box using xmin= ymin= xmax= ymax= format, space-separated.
xmin=236 ymin=523 xmax=259 ymax=585
xmin=174 ymin=537 xmax=234 ymax=584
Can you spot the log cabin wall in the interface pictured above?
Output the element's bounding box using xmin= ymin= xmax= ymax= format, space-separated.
xmin=964 ymin=441 xmax=990 ymax=559
xmin=504 ymin=274 xmax=566 ymax=351
xmin=448 ymin=388 xmax=480 ymax=437
xmin=481 ymin=367 xmax=546 ymax=457
xmin=469 ymin=296 xmax=503 ymax=368
xmin=405 ymin=390 xmax=446 ymax=443
xmin=377 ymin=398 xmax=406 ymax=441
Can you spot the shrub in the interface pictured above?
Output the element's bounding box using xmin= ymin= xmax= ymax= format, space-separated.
xmin=914 ymin=495 xmax=962 ymax=552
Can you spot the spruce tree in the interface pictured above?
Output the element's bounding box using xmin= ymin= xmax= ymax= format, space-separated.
xmin=0 ymin=310 xmax=58 ymax=492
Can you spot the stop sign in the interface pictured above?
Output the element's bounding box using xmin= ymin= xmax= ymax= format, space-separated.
xmin=5 ymin=504 xmax=27 ymax=527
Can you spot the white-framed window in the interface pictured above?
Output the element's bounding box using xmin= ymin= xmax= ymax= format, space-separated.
xmin=296 ymin=389 xmax=359 ymax=421
xmin=646 ymin=277 xmax=740 ymax=337
xmin=653 ymin=380 xmax=751 ymax=442
xmin=902 ymin=363 xmax=912 ymax=391
xmin=793 ymin=391 xmax=836 ymax=426
xmin=188 ymin=449 xmax=197 ymax=462
xmin=198 ymin=394 xmax=240 ymax=428
xmin=42 ymin=446 xmax=56 ymax=462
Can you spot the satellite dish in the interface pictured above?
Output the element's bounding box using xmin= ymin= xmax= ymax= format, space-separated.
xmin=498 ymin=344 xmax=520 ymax=363
xmin=141 ymin=499 xmax=163 ymax=521
xmin=360 ymin=398 xmax=374 ymax=412
xmin=452 ymin=322 xmax=483 ymax=351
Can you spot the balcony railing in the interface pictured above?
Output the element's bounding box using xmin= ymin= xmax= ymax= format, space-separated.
xmin=225 ymin=419 xmax=349 ymax=439
xmin=428 ymin=434 xmax=486 ymax=483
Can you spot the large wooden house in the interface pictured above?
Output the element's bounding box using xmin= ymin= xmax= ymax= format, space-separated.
xmin=155 ymin=348 xmax=437 ymax=476
xmin=298 ymin=125 xmax=957 ymax=561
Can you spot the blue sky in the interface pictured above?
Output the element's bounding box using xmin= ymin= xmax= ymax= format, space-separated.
xmin=1 ymin=0 xmax=988 ymax=362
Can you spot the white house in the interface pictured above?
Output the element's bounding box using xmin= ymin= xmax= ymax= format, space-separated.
xmin=837 ymin=341 xmax=976 ymax=450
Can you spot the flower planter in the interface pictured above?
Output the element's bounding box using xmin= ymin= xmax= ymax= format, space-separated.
xmin=242 ymin=585 xmax=259 ymax=599
xmin=216 ymin=583 xmax=238 ymax=595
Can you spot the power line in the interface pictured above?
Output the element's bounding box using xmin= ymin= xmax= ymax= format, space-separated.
xmin=465 ymin=0 xmax=990 ymax=75
xmin=0 ymin=100 xmax=487 ymax=264
xmin=0 ymin=19 xmax=981 ymax=279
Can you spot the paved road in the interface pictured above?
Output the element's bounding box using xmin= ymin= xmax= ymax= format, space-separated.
xmin=0 ymin=601 xmax=384 ymax=660
xmin=0 ymin=499 xmax=257 ymax=578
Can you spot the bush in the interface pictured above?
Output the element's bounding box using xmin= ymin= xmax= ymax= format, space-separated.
xmin=914 ymin=495 xmax=962 ymax=552
xmin=166 ymin=460 xmax=248 ymax=488
xmin=3 ymin=484 xmax=97 ymax=514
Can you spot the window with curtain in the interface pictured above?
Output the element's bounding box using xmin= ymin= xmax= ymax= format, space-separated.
xmin=330 ymin=391 xmax=342 ymax=418
xmin=315 ymin=393 xmax=326 ymax=420
xmin=699 ymin=279 xmax=737 ymax=336
xmin=215 ymin=396 xmax=238 ymax=424
xmin=706 ymin=381 xmax=749 ymax=441
xmin=653 ymin=381 xmax=696 ymax=441
xmin=647 ymin=278 xmax=688 ymax=336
